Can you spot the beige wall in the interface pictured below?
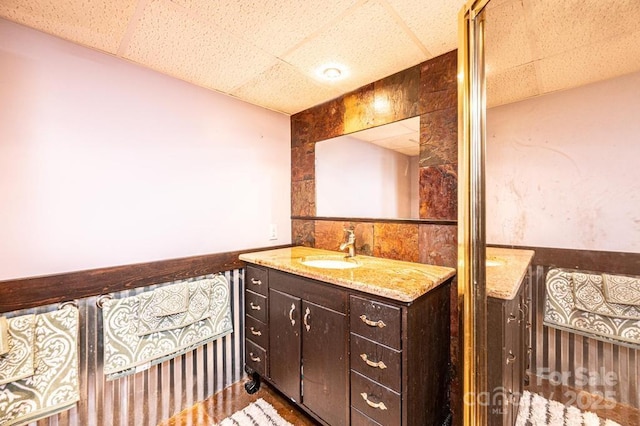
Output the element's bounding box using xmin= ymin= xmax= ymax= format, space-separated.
xmin=486 ymin=71 xmax=640 ymax=252
xmin=0 ymin=19 xmax=291 ymax=280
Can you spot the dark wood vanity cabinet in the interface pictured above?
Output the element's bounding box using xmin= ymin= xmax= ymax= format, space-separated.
xmin=244 ymin=264 xmax=451 ymax=426
xmin=269 ymin=269 xmax=349 ymax=426
xmin=269 ymin=288 xmax=302 ymax=401
xmin=487 ymin=273 xmax=531 ymax=426
xmin=244 ymin=265 xmax=269 ymax=377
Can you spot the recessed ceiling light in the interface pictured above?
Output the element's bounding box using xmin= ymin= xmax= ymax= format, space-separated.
xmin=316 ymin=64 xmax=348 ymax=81
xmin=323 ymin=67 xmax=342 ymax=79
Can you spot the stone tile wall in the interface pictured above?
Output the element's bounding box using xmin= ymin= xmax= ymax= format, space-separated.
xmin=291 ymin=50 xmax=458 ymax=268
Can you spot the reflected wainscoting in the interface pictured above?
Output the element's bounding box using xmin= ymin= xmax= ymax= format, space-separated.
xmin=2 ymin=269 xmax=245 ymax=426
xmin=526 ymin=247 xmax=640 ymax=410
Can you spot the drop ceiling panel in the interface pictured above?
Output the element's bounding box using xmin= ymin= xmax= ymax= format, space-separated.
xmin=122 ymin=0 xmax=277 ymax=93
xmin=368 ymin=136 xmax=419 ymax=154
xmin=354 ymin=118 xmax=417 ymax=142
xmin=284 ymin=0 xmax=427 ymax=95
xmin=485 ymin=0 xmax=515 ymax=11
xmin=487 ymin=62 xmax=540 ymax=108
xmin=395 ymin=146 xmax=419 ymax=156
xmin=350 ymin=117 xmax=419 ymax=156
xmin=526 ymin=0 xmax=640 ymax=59
xmin=230 ymin=60 xmax=341 ymax=115
xmin=0 ymin=0 xmax=137 ymax=53
xmin=173 ymin=0 xmax=360 ymax=57
xmin=2 ymin=0 xmax=640 ymax=114
xmin=385 ymin=0 xmax=466 ymax=57
xmin=484 ymin=0 xmax=535 ymax=74
xmin=535 ymin=29 xmax=640 ymax=94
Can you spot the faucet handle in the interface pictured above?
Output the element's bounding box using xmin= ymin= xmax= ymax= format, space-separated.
xmin=344 ymin=228 xmax=355 ymax=241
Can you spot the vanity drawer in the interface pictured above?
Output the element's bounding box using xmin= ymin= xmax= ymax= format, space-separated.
xmin=351 ymin=407 xmax=383 ymax=426
xmin=245 ymin=339 xmax=267 ymax=376
xmin=246 ymin=265 xmax=268 ymax=296
xmin=245 ymin=290 xmax=267 ymax=323
xmin=351 ymin=371 xmax=401 ymax=426
xmin=350 ymin=333 xmax=401 ymax=392
xmin=245 ymin=315 xmax=268 ymax=349
xmin=350 ymin=296 xmax=401 ymax=350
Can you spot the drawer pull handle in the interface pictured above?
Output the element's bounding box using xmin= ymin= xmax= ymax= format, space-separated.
xmin=249 ymin=327 xmax=262 ymax=336
xmin=360 ymin=353 xmax=387 ymax=370
xmin=519 ymin=307 xmax=526 ymax=321
xmin=506 ymin=351 xmax=516 ymax=365
xmin=360 ymin=315 xmax=386 ymax=328
xmin=303 ymin=307 xmax=311 ymax=332
xmin=360 ymin=393 xmax=387 ymax=411
xmin=249 ymin=302 xmax=261 ymax=311
xmin=250 ymin=278 xmax=262 ymax=286
xmin=507 ymin=314 xmax=517 ymax=323
xmin=249 ymin=352 xmax=261 ymax=362
xmin=289 ymin=303 xmax=296 ymax=326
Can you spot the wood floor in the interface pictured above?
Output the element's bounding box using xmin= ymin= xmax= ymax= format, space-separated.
xmin=159 ymin=377 xmax=319 ymax=426
xmin=162 ymin=376 xmax=640 ymax=426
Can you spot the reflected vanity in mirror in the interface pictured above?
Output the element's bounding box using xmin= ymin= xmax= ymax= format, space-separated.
xmin=315 ymin=116 xmax=420 ymax=220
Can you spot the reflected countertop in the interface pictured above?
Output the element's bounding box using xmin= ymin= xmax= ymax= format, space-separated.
xmin=239 ymin=246 xmax=456 ymax=303
xmin=486 ymin=247 xmax=535 ymax=300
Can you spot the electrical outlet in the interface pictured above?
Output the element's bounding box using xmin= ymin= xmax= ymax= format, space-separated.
xmin=269 ymin=224 xmax=278 ymax=240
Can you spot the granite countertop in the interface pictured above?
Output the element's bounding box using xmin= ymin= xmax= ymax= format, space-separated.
xmin=486 ymin=247 xmax=535 ymax=300
xmin=239 ymin=246 xmax=456 ymax=303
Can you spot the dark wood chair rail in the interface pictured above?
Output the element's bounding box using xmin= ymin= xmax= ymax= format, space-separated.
xmin=3 ymin=245 xmax=636 ymax=313
xmin=491 ymin=244 xmax=640 ymax=276
xmin=0 ymin=244 xmax=291 ymax=313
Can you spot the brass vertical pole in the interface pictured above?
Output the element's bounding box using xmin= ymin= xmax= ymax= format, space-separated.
xmin=457 ymin=1 xmax=489 ymax=425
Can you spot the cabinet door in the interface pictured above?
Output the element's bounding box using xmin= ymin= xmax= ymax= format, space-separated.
xmin=269 ymin=289 xmax=301 ymax=402
xmin=301 ymin=300 xmax=349 ymax=426
xmin=487 ymin=298 xmax=508 ymax=426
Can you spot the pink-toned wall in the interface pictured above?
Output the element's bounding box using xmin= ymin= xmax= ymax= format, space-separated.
xmin=315 ymin=135 xmax=416 ymax=218
xmin=486 ymin=71 xmax=640 ymax=252
xmin=0 ymin=19 xmax=291 ymax=280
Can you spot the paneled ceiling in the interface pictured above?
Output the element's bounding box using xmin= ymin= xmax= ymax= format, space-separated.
xmin=484 ymin=0 xmax=640 ymax=108
xmin=1 ymin=0 xmax=639 ymax=115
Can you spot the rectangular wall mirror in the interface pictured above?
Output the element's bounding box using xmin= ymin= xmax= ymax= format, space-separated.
xmin=315 ymin=116 xmax=420 ymax=220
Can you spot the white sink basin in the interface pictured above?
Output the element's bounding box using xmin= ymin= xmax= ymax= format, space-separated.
xmin=300 ymin=256 xmax=360 ymax=270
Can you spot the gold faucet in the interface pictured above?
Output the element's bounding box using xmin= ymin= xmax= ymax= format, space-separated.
xmin=339 ymin=229 xmax=356 ymax=257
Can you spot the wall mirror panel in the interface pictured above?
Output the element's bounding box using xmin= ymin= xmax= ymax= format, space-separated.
xmin=315 ymin=116 xmax=420 ymax=220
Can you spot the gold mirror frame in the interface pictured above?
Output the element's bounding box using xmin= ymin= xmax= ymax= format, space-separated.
xmin=458 ymin=0 xmax=489 ymax=424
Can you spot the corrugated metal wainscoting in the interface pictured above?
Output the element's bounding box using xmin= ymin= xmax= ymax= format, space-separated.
xmin=4 ymin=269 xmax=245 ymax=426
xmin=530 ymin=264 xmax=640 ymax=409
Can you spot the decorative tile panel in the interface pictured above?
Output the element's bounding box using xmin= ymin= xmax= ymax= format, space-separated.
xmin=373 ymin=65 xmax=420 ymax=125
xmin=314 ymin=221 xmax=374 ymax=256
xmin=373 ymin=223 xmax=419 ymax=262
xmin=343 ymin=83 xmax=375 ymax=134
xmin=291 ymin=142 xmax=315 ymax=182
xmin=420 ymin=50 xmax=458 ymax=114
xmin=419 ymin=164 xmax=458 ymax=220
xmin=311 ymin=97 xmax=345 ymax=142
xmin=419 ymin=224 xmax=457 ymax=268
xmin=352 ymin=222 xmax=375 ymax=256
xmin=420 ymin=107 xmax=458 ymax=167
xmin=291 ymin=180 xmax=315 ymax=217
xmin=291 ymin=110 xmax=314 ymax=148
xmin=292 ymin=219 xmax=315 ymax=247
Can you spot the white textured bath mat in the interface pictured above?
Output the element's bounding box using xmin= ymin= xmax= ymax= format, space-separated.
xmin=516 ymin=390 xmax=621 ymax=426
xmin=218 ymin=398 xmax=293 ymax=426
